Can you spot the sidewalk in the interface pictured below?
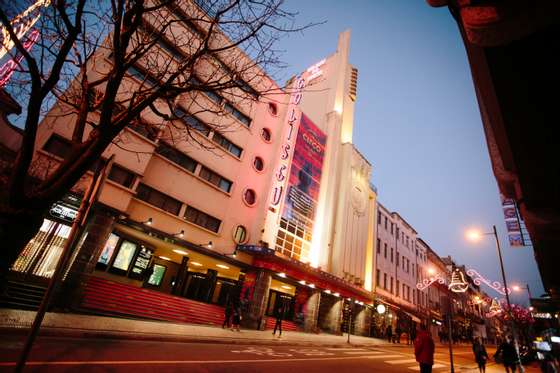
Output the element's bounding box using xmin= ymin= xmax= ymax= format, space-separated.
xmin=0 ymin=308 xmax=388 ymax=347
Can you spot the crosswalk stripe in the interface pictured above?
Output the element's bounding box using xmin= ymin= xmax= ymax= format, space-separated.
xmin=408 ymin=363 xmax=447 ymax=370
xmin=326 ymin=348 xmax=366 ymax=351
xmin=365 ymin=355 xmax=402 ymax=359
xmin=385 ymin=359 xmax=417 ymax=364
xmin=343 ymin=351 xmax=383 ymax=355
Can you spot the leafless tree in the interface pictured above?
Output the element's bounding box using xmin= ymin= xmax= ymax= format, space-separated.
xmin=0 ymin=0 xmax=315 ymax=290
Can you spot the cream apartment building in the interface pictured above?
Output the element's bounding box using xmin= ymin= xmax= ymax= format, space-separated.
xmin=4 ymin=2 xmax=378 ymax=335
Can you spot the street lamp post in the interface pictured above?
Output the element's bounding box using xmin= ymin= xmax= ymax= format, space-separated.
xmin=469 ymin=225 xmax=525 ymax=373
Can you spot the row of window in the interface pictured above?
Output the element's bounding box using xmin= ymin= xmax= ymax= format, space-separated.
xmin=376 ymin=238 xmax=415 ymax=274
xmin=377 ymin=210 xmax=428 ymax=262
xmin=188 ymin=75 xmax=251 ymax=127
xmin=163 ymin=3 xmax=259 ymax=101
xmin=377 ymin=269 xmax=423 ymax=305
xmin=136 ymin=183 xmax=221 ymax=233
xmin=174 ymin=107 xmax=243 ymax=158
xmin=377 ymin=211 xmax=413 ymax=249
xmin=43 ymin=135 xmax=138 ymax=189
xmin=126 ymin=62 xmax=252 ymax=131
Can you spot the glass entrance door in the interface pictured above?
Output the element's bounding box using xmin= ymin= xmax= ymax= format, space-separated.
xmin=266 ymin=290 xmax=295 ymax=320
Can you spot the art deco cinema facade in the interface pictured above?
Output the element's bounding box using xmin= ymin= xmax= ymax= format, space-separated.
xmin=2 ymin=1 xmax=378 ymax=335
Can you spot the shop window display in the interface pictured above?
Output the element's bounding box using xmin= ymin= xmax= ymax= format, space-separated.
xmin=112 ymin=240 xmax=137 ymax=272
xmin=147 ymin=264 xmax=166 ymax=287
xmin=11 ymin=219 xmax=72 ymax=278
xmin=97 ymin=233 xmax=120 ymax=267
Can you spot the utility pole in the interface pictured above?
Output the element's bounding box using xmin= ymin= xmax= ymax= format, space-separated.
xmin=15 ymin=156 xmax=114 ymax=372
xmin=445 ymin=296 xmax=455 ymax=373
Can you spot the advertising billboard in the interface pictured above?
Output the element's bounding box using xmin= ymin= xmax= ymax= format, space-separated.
xmin=282 ymin=113 xmax=326 ymax=226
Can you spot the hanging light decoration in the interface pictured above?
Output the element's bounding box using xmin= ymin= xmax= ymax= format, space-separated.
xmin=416 ymin=272 xmax=446 ymax=291
xmin=448 ymin=268 xmax=469 ymax=293
xmin=486 ymin=298 xmax=502 ymax=318
xmin=466 ymin=269 xmax=511 ymax=295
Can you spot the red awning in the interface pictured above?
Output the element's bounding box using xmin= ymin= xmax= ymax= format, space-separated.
xmin=252 ymin=255 xmax=373 ymax=303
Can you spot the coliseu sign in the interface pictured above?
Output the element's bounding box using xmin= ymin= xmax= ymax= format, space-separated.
xmin=270 ymin=76 xmax=306 ymax=207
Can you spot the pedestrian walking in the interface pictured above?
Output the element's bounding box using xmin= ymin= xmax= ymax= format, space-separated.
xmin=395 ymin=325 xmax=402 ymax=344
xmin=231 ymin=303 xmax=241 ymax=332
xmin=472 ymin=337 xmax=489 ymax=373
xmin=222 ymin=300 xmax=232 ymax=329
xmin=386 ymin=324 xmax=393 ymax=343
xmin=495 ymin=336 xmax=519 ymax=373
xmin=414 ymin=323 xmax=435 ymax=373
xmin=272 ymin=302 xmax=285 ymax=337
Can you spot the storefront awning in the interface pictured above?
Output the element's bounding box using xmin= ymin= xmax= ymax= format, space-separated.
xmin=246 ymin=251 xmax=373 ymax=303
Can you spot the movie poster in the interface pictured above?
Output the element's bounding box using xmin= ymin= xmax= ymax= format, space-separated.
xmin=281 ymin=114 xmax=327 ymax=232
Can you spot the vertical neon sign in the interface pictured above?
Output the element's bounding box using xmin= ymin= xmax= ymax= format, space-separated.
xmin=270 ymin=76 xmax=306 ymax=207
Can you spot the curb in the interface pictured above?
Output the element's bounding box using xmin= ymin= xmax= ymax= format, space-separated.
xmin=1 ymin=327 xmax=387 ymax=348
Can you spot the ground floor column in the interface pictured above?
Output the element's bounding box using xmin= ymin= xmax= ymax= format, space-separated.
xmin=56 ymin=208 xmax=116 ymax=309
xmin=353 ymin=305 xmax=371 ymax=336
xmin=303 ymin=290 xmax=320 ymax=333
xmin=241 ymin=269 xmax=271 ymax=330
xmin=317 ymin=295 xmax=343 ymax=335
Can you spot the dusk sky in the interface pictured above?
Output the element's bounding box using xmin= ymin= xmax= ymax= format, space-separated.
xmin=274 ymin=0 xmax=544 ymax=301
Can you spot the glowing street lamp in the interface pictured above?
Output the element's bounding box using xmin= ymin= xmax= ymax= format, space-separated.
xmin=466 ymin=225 xmax=525 ymax=373
xmin=512 ymin=283 xmax=533 ymax=300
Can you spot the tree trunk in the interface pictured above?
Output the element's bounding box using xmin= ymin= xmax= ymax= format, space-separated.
xmin=0 ymin=208 xmax=45 ymax=293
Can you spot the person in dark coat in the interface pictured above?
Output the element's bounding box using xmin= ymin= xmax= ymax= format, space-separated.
xmin=386 ymin=324 xmax=393 ymax=343
xmin=495 ymin=336 xmax=519 ymax=373
xmin=222 ymin=301 xmax=232 ymax=329
xmin=472 ymin=337 xmax=489 ymax=373
xmin=231 ymin=303 xmax=241 ymax=332
xmin=415 ymin=324 xmax=435 ymax=373
xmin=272 ymin=302 xmax=285 ymax=337
xmin=395 ymin=325 xmax=402 ymax=344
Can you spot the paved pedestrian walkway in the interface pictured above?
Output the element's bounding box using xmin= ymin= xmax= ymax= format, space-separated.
xmin=0 ymin=308 xmax=386 ymax=347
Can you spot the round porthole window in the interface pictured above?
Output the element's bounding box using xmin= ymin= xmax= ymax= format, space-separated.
xmin=253 ymin=156 xmax=264 ymax=172
xmin=233 ymin=225 xmax=248 ymax=244
xmin=260 ymin=128 xmax=271 ymax=143
xmin=243 ymin=188 xmax=257 ymax=206
xmin=268 ymin=102 xmax=278 ymax=116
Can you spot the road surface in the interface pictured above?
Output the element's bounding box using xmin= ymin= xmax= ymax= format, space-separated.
xmin=0 ymin=335 xmax=533 ymax=372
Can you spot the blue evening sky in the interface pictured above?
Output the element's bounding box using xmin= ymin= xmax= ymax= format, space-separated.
xmin=274 ymin=0 xmax=543 ymax=301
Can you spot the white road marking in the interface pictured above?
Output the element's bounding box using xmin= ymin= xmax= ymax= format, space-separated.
xmin=0 ymin=355 xmax=401 ymax=367
xmin=231 ymin=347 xmax=293 ymax=357
xmin=326 ymin=348 xmax=367 ymax=351
xmin=385 ymin=358 xmax=417 ymax=364
xmin=365 ymin=354 xmax=402 ymax=359
xmin=343 ymin=351 xmax=383 ymax=355
xmin=288 ymin=348 xmax=334 ymax=356
xmin=408 ymin=363 xmax=447 ymax=370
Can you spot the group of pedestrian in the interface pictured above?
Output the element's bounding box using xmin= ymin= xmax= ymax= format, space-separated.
xmin=412 ymin=323 xmax=520 ymax=373
xmin=222 ymin=299 xmax=241 ymax=332
xmin=385 ymin=324 xmax=402 ymax=343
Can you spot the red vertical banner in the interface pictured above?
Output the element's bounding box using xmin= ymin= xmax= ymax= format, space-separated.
xmin=281 ymin=113 xmax=327 ymax=233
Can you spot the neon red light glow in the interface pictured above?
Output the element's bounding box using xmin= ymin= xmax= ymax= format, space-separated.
xmin=0 ymin=29 xmax=39 ymax=87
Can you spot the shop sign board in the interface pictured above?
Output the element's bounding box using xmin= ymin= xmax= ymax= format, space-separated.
xmin=49 ymin=202 xmax=78 ymax=223
xmin=237 ymin=245 xmax=275 ymax=256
